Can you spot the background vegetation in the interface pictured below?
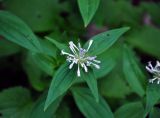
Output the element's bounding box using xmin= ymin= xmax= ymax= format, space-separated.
xmin=0 ymin=0 xmax=160 ymax=118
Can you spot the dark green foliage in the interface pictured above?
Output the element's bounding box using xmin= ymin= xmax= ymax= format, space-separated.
xmin=0 ymin=0 xmax=160 ymax=117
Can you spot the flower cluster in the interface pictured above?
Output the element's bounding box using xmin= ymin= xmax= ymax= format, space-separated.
xmin=146 ymin=61 xmax=160 ymax=84
xmin=61 ymin=40 xmax=100 ymax=77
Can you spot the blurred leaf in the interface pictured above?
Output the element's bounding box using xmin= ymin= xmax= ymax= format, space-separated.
xmin=94 ymin=1 xmax=142 ymax=26
xmin=44 ymin=63 xmax=77 ymax=110
xmin=85 ymin=27 xmax=130 ymax=56
xmin=45 ymin=37 xmax=68 ymax=51
xmin=39 ymin=39 xmax=57 ymax=58
xmin=149 ymin=107 xmax=160 ymax=118
xmin=3 ymin=0 xmax=69 ymax=32
xmin=72 ymin=87 xmax=114 ymax=118
xmin=77 ymin=0 xmax=100 ymax=27
xmin=81 ymin=69 xmax=99 ymax=102
xmin=115 ymin=101 xmax=144 ymax=118
xmin=99 ymin=68 xmax=132 ymax=98
xmin=127 ymin=26 xmax=160 ymax=58
xmin=123 ymin=45 xmax=145 ymax=97
xmin=56 ymin=102 xmax=71 ymax=118
xmin=30 ymin=93 xmax=62 ymax=118
xmin=0 ymin=87 xmax=33 ymax=118
xmin=23 ymin=53 xmax=50 ymax=91
xmin=31 ymin=53 xmax=56 ymax=76
xmin=141 ymin=2 xmax=160 ymax=26
xmin=94 ymin=42 xmax=121 ymax=78
xmin=145 ymin=84 xmax=160 ymax=116
xmin=0 ymin=11 xmax=42 ymax=52
xmin=0 ymin=39 xmax=20 ymax=57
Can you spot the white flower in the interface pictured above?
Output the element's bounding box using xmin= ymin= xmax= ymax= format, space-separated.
xmin=61 ymin=40 xmax=100 ymax=77
xmin=146 ymin=61 xmax=160 ymax=84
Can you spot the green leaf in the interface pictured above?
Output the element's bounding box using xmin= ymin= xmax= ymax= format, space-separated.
xmin=0 ymin=39 xmax=20 ymax=57
xmin=45 ymin=36 xmax=68 ymax=51
xmin=30 ymin=93 xmax=62 ymax=118
xmin=3 ymin=0 xmax=69 ymax=32
xmin=141 ymin=2 xmax=160 ymax=26
xmin=77 ymin=0 xmax=100 ymax=27
xmin=85 ymin=27 xmax=130 ymax=56
xmin=30 ymin=53 xmax=56 ymax=76
xmin=39 ymin=39 xmax=57 ymax=58
xmin=0 ymin=11 xmax=42 ymax=52
xmin=123 ymin=45 xmax=145 ymax=97
xmin=145 ymin=84 xmax=160 ymax=116
xmin=56 ymin=102 xmax=71 ymax=118
xmin=23 ymin=53 xmax=50 ymax=91
xmin=94 ymin=1 xmax=142 ymax=26
xmin=0 ymin=87 xmax=33 ymax=118
xmin=99 ymin=68 xmax=132 ymax=99
xmin=44 ymin=63 xmax=77 ymax=110
xmin=81 ymin=69 xmax=99 ymax=102
xmin=126 ymin=26 xmax=160 ymax=58
xmin=72 ymin=87 xmax=114 ymax=118
xmin=149 ymin=107 xmax=160 ymax=118
xmin=115 ymin=102 xmax=144 ymax=118
xmin=94 ymin=42 xmax=122 ymax=78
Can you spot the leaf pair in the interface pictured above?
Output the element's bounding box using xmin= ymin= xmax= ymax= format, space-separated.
xmin=45 ymin=27 xmax=130 ymax=110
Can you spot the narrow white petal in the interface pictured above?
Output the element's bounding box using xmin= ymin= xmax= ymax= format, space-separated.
xmin=149 ymin=77 xmax=157 ymax=83
xmin=148 ymin=62 xmax=154 ymax=70
xmin=78 ymin=42 xmax=81 ymax=49
xmin=146 ymin=66 xmax=154 ymax=73
xmin=87 ymin=40 xmax=93 ymax=51
xmin=69 ymin=45 xmax=77 ymax=55
xmin=81 ymin=63 xmax=88 ymax=72
xmin=77 ymin=64 xmax=80 ymax=77
xmin=91 ymin=62 xmax=100 ymax=69
xmin=157 ymin=61 xmax=160 ymax=66
xmin=69 ymin=61 xmax=75 ymax=69
xmin=69 ymin=41 xmax=79 ymax=50
xmin=93 ymin=59 xmax=101 ymax=63
xmin=61 ymin=50 xmax=75 ymax=57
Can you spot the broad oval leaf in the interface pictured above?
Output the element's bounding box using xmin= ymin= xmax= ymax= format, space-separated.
xmin=85 ymin=27 xmax=130 ymax=56
xmin=0 ymin=11 xmax=42 ymax=52
xmin=44 ymin=63 xmax=77 ymax=110
xmin=78 ymin=0 xmax=100 ymax=27
xmin=115 ymin=102 xmax=144 ymax=118
xmin=123 ymin=45 xmax=145 ymax=97
xmin=72 ymin=87 xmax=114 ymax=118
